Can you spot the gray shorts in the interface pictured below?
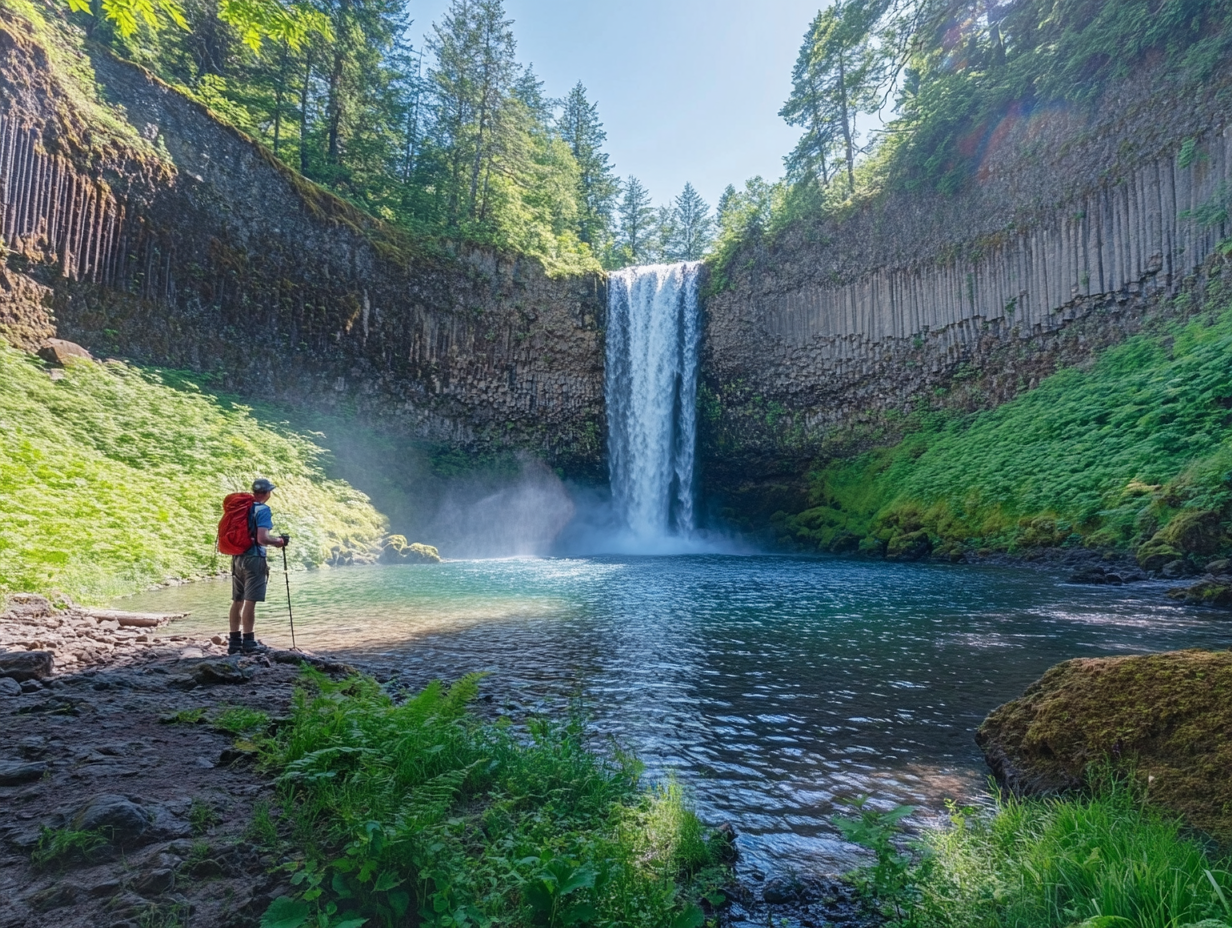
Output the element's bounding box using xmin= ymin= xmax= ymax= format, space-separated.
xmin=231 ymin=554 xmax=269 ymax=603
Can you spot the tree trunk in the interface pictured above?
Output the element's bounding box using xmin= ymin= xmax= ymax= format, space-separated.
xmin=299 ymin=51 xmax=313 ymax=175
xmin=837 ymin=54 xmax=855 ymax=194
xmin=272 ymin=44 xmax=289 ymax=157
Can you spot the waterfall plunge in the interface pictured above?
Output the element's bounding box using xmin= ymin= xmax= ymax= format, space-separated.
xmin=606 ymin=262 xmax=702 ymax=541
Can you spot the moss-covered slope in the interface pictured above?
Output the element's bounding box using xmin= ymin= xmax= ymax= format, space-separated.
xmin=773 ymin=276 xmax=1232 ymax=567
xmin=0 ymin=345 xmax=386 ymax=604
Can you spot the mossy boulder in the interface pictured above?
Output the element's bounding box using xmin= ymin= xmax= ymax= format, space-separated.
xmin=1167 ymin=579 xmax=1232 ymax=607
xmin=380 ymin=536 xmax=442 ymax=564
xmin=886 ymin=529 xmax=932 ymax=561
xmin=1137 ymin=509 xmax=1227 ymax=569
xmin=976 ymin=649 xmax=1232 ymax=841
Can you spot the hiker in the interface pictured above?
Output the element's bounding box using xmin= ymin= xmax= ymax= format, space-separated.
xmin=219 ymin=477 xmax=288 ymax=655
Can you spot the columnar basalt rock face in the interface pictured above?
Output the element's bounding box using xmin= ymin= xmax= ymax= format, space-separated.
xmin=0 ymin=13 xmax=606 ymax=473
xmin=702 ymin=63 xmax=1232 ymax=507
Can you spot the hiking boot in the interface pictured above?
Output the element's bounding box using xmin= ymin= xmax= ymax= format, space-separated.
xmin=241 ymin=638 xmax=270 ymax=655
xmin=227 ymin=638 xmax=242 ymax=655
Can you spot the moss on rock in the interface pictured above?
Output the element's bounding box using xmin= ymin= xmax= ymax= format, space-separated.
xmin=976 ymin=649 xmax=1232 ymax=842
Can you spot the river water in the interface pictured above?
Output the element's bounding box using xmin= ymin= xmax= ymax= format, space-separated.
xmin=118 ymin=554 xmax=1230 ymax=878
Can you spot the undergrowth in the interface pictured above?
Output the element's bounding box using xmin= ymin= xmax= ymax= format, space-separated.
xmin=778 ymin=289 xmax=1232 ymax=558
xmin=838 ymin=779 xmax=1232 ymax=928
xmin=0 ymin=346 xmax=386 ymax=603
xmin=256 ymin=669 xmax=729 ymax=928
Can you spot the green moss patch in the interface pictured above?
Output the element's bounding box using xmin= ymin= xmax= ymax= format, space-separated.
xmin=976 ymin=649 xmax=1232 ymax=842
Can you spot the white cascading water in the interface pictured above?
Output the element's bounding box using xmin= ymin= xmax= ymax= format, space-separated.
xmin=605 ymin=262 xmax=702 ymax=540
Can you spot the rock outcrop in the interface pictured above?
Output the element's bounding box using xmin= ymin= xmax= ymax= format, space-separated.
xmin=0 ymin=10 xmax=606 ymax=475
xmin=701 ymin=54 xmax=1232 ymax=517
xmin=976 ymin=649 xmax=1232 ymax=840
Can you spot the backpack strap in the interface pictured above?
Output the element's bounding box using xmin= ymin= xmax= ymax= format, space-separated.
xmin=247 ymin=502 xmax=259 ymax=555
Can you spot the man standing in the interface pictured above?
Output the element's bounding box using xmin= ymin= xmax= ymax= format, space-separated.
xmin=228 ymin=477 xmax=288 ymax=655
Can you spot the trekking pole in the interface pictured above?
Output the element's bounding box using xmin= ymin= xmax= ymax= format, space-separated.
xmin=280 ymin=536 xmax=298 ymax=650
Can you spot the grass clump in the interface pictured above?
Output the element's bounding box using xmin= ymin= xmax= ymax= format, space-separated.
xmin=839 ymin=781 xmax=1232 ymax=928
xmin=779 ymin=293 xmax=1232 ymax=560
xmin=0 ymin=346 xmax=387 ymax=603
xmin=257 ymin=669 xmax=727 ymax=928
xmin=213 ymin=706 xmax=271 ymax=734
xmin=188 ymin=798 xmax=221 ymax=836
xmin=31 ymin=825 xmax=108 ymax=867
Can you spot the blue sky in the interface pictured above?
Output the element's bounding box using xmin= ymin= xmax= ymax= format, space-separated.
xmin=407 ymin=0 xmax=823 ymax=211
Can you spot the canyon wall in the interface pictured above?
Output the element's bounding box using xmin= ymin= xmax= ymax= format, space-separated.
xmin=0 ymin=12 xmax=606 ymax=475
xmin=702 ymin=61 xmax=1232 ymax=515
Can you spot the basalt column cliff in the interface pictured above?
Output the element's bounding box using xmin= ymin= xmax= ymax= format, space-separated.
xmin=701 ymin=59 xmax=1232 ymax=518
xmin=0 ymin=11 xmax=605 ymax=473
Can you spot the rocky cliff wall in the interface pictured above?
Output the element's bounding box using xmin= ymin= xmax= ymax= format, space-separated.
xmin=0 ymin=11 xmax=606 ymax=474
xmin=702 ymin=61 xmax=1232 ymax=512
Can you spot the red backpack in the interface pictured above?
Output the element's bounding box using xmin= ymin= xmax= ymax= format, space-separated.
xmin=217 ymin=493 xmax=257 ymax=555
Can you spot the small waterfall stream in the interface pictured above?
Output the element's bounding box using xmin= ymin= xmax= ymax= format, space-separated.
xmin=605 ymin=262 xmax=702 ymax=540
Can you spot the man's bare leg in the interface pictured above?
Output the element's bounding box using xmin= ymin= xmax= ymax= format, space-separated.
xmin=240 ymin=600 xmax=256 ymax=635
xmin=229 ymin=600 xmax=243 ymax=634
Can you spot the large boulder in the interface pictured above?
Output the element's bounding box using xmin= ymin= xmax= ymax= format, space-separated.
xmin=72 ymin=794 xmax=154 ymax=846
xmin=976 ymin=649 xmax=1232 ymax=840
xmin=0 ymin=649 xmax=54 ymax=681
xmin=37 ymin=338 xmax=92 ymax=366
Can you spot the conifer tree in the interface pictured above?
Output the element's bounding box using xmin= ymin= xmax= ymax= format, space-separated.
xmin=615 ymin=176 xmax=656 ymax=266
xmin=663 ymin=182 xmax=714 ymax=260
xmin=558 ymin=83 xmax=619 ymax=250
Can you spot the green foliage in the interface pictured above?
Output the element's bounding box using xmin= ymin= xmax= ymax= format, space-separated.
xmin=189 ymin=798 xmax=221 ymax=836
xmin=833 ymin=798 xmax=920 ymax=925
xmin=258 ymin=669 xmax=728 ymax=927
xmin=60 ymin=0 xmax=325 ymax=51
xmin=31 ymin=826 xmax=108 ymax=867
xmin=0 ymin=346 xmax=386 ymax=603
xmin=779 ymin=295 xmax=1232 ymax=556
xmin=214 ymin=705 xmax=273 ymax=733
xmin=162 ymin=707 xmax=208 ymax=724
xmin=901 ymin=781 xmax=1232 ymax=928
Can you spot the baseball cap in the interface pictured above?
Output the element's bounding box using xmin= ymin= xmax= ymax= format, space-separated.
xmin=252 ymin=478 xmax=277 ymax=493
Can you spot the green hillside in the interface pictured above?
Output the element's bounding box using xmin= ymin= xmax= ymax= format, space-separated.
xmin=777 ymin=282 xmax=1232 ymax=564
xmin=0 ymin=346 xmax=387 ymax=604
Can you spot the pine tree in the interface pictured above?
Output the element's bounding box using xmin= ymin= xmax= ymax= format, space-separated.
xmin=615 ymin=176 xmax=656 ymax=266
xmin=558 ymin=83 xmax=619 ymax=250
xmin=428 ymin=0 xmax=519 ymax=227
xmin=662 ymin=182 xmax=714 ymax=260
xmin=780 ymin=0 xmax=889 ymax=195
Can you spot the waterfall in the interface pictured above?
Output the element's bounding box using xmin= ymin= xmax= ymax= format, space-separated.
xmin=605 ymin=262 xmax=702 ymax=540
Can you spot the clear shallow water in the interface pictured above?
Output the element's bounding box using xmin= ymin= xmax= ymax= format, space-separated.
xmin=120 ymin=555 xmax=1231 ymax=877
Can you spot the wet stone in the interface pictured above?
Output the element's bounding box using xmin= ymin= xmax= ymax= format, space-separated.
xmin=0 ymin=678 xmax=19 ymax=697
xmin=0 ymin=761 xmax=48 ymax=785
xmin=0 ymin=650 xmax=54 ymax=681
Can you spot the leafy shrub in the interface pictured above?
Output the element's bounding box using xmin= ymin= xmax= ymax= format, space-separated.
xmin=258 ymin=670 xmax=725 ymax=928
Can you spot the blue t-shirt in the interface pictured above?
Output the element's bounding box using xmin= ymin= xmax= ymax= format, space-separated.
xmin=249 ymin=502 xmax=274 ymax=556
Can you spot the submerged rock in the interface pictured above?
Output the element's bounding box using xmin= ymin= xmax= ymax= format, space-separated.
xmin=976 ymin=649 xmax=1232 ymax=840
xmin=1167 ymin=578 xmax=1232 ymax=607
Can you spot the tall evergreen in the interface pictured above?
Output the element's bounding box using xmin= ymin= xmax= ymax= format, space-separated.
xmin=558 ymin=83 xmax=619 ymax=250
xmin=780 ymin=0 xmax=888 ymax=194
xmin=615 ymin=176 xmax=656 ymax=265
xmin=662 ymin=183 xmax=714 ymax=261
